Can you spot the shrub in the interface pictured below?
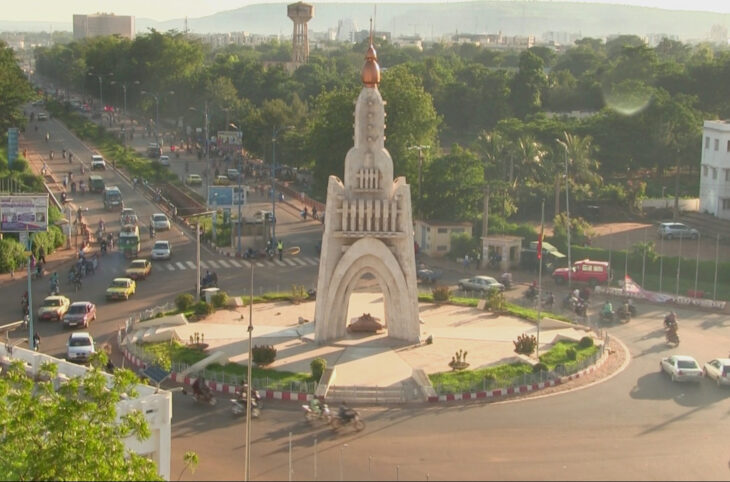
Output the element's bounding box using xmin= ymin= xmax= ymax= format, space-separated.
xmin=194 ymin=301 xmax=214 ymax=316
xmin=485 ymin=289 xmax=505 ymax=311
xmin=578 ymin=336 xmax=594 ymax=349
xmin=176 ymin=293 xmax=194 ymax=312
xmin=212 ymin=291 xmax=229 ymax=308
xmin=566 ymin=348 xmax=577 ymax=361
xmin=310 ymin=357 xmax=327 ymax=381
xmin=532 ymin=362 xmax=548 ymax=373
xmin=291 ymin=285 xmax=307 ymax=303
xmin=252 ymin=344 xmax=277 ymax=366
xmin=432 ymin=285 xmax=451 ymax=302
xmin=513 ymin=333 xmax=537 ymax=355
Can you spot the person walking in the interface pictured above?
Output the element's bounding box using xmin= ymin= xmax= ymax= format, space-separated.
xmin=277 ymin=239 xmax=284 ymax=261
xmin=38 ymin=245 xmax=46 ymax=264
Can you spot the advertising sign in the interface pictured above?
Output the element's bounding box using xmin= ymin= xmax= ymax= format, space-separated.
xmin=216 ymin=130 xmax=242 ymax=154
xmin=0 ymin=194 xmax=49 ymax=232
xmin=207 ymin=186 xmax=246 ymax=210
xmin=7 ymin=128 xmax=18 ymax=167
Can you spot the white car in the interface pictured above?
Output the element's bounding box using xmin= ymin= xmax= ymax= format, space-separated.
xmin=703 ymin=358 xmax=730 ymax=386
xmin=158 ymin=155 xmax=170 ymax=166
xmin=660 ymin=355 xmax=703 ymax=383
xmin=150 ymin=213 xmax=171 ymax=231
xmin=150 ymin=240 xmax=171 ymax=260
xmin=657 ymin=222 xmax=698 ymax=240
xmin=66 ymin=332 xmax=95 ymax=364
xmin=91 ymin=154 xmax=106 ymax=170
xmin=457 ymin=275 xmax=505 ymax=293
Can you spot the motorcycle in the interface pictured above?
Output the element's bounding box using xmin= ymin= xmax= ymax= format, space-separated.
xmin=498 ymin=273 xmax=512 ymax=290
xmin=49 ymin=279 xmax=60 ymax=296
xmin=330 ymin=407 xmax=365 ymax=432
xmin=231 ymin=394 xmax=262 ymax=418
xmin=181 ymin=387 xmax=217 ymax=406
xmin=617 ymin=307 xmax=631 ymax=324
xmin=302 ymin=402 xmax=331 ymax=423
xmin=665 ymin=324 xmax=680 ymax=346
xmin=525 ymin=285 xmax=538 ymax=301
xmin=599 ymin=310 xmax=616 ymax=324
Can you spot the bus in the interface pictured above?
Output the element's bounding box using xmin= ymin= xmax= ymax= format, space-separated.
xmin=119 ymin=224 xmax=140 ymax=259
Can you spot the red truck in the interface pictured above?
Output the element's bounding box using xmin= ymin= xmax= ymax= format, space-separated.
xmin=552 ymin=259 xmax=611 ymax=287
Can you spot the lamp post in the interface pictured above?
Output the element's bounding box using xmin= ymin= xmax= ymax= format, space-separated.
xmin=556 ymin=138 xmax=572 ymax=288
xmin=244 ymin=264 xmax=254 ymax=481
xmin=88 ymin=72 xmax=113 ymax=111
xmin=185 ymin=211 xmax=215 ymax=301
xmin=142 ymin=90 xmax=175 ymax=148
xmin=271 ymin=126 xmax=292 ymax=244
xmin=408 ymin=145 xmax=430 ymax=218
xmin=189 ymin=102 xmax=210 ymax=191
xmin=230 ymin=122 xmax=244 ymax=257
xmin=110 ymin=80 xmax=139 ymax=116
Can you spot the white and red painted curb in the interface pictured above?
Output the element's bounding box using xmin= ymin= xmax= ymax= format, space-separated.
xmin=427 ymin=349 xmax=609 ymax=403
xmin=120 ymin=342 xmax=313 ymax=402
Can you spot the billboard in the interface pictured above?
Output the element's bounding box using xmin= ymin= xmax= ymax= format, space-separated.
xmin=0 ymin=194 xmax=49 ymax=232
xmin=207 ymin=186 xmax=246 ymax=210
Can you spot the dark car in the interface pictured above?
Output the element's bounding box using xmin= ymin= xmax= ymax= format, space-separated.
xmin=63 ymin=301 xmax=97 ymax=328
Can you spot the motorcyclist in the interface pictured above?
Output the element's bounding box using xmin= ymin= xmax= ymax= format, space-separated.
xmin=309 ymin=396 xmax=322 ymax=415
xmin=664 ymin=311 xmax=677 ymax=329
xmin=526 ymin=281 xmax=538 ymax=299
xmin=33 ymin=332 xmax=40 ymax=351
xmin=98 ymin=219 xmax=104 ymax=233
xmin=100 ymin=238 xmax=107 ymax=254
xmin=50 ymin=272 xmax=59 ymax=293
xmin=618 ymin=299 xmax=631 ymax=317
xmin=338 ymin=401 xmax=354 ymax=422
xmin=601 ymin=300 xmax=614 ymax=317
xmin=192 ymin=376 xmax=210 ymax=399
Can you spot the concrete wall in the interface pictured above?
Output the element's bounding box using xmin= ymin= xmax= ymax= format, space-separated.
xmin=641 ymin=198 xmax=699 ymax=211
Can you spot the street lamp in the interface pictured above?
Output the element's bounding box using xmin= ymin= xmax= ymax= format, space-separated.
xmin=408 ymin=145 xmax=430 ymax=218
xmin=230 ymin=122 xmax=244 ymax=257
xmin=184 ymin=211 xmax=215 ymax=301
xmin=271 ymin=125 xmax=293 ymax=244
xmin=88 ymin=71 xmax=113 ymax=110
xmin=110 ymin=80 xmax=139 ymax=116
xmin=556 ymin=137 xmax=572 ymax=288
xmin=141 ymin=90 xmax=175 ymax=147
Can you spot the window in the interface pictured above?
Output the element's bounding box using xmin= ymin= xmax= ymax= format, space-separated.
xmin=706 ymin=136 xmax=710 ymax=148
xmin=437 ymin=228 xmax=448 ymax=234
xmin=722 ymin=199 xmax=730 ymax=210
xmin=703 ymin=165 xmax=708 ymax=176
xmin=726 ymin=169 xmax=730 ymax=182
xmin=451 ymin=228 xmax=465 ymax=233
xmin=715 ymin=138 xmax=720 ymax=151
xmin=436 ymin=245 xmax=447 ymax=251
xmin=713 ymin=167 xmax=718 ymax=180
xmin=727 ymin=140 xmax=730 ymax=152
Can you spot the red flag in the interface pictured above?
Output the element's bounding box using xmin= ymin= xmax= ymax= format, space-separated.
xmin=537 ymin=226 xmax=544 ymax=260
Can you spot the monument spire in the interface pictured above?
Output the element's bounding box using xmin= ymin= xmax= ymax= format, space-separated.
xmin=361 ymin=18 xmax=380 ymax=87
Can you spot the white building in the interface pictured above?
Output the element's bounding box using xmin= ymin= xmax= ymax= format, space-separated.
xmin=0 ymin=344 xmax=172 ymax=480
xmin=73 ymin=13 xmax=135 ymax=40
xmin=699 ymin=120 xmax=730 ymax=220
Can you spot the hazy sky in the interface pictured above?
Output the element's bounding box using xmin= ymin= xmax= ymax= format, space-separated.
xmin=4 ymin=0 xmax=730 ymax=23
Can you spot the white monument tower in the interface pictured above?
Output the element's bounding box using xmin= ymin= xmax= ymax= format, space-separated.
xmin=314 ymin=35 xmax=420 ymax=344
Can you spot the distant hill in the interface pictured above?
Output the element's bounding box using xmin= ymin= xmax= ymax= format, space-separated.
xmin=2 ymin=2 xmax=729 ymax=42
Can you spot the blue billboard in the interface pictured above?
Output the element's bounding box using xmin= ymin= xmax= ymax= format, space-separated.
xmin=207 ymin=186 xmax=246 ymax=209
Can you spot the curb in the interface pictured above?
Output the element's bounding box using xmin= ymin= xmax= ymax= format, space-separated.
xmin=427 ymin=346 xmax=610 ymax=403
xmin=119 ymin=341 xmax=313 ymax=402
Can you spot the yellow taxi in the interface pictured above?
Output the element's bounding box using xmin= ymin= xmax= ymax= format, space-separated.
xmin=106 ymin=277 xmax=136 ymax=301
xmin=125 ymin=259 xmax=152 ymax=280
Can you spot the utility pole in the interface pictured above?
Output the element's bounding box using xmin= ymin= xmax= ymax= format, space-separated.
xmin=556 ymin=137 xmax=572 ymax=288
xmin=230 ymin=123 xmax=244 ymax=257
xmin=407 ymin=145 xmax=430 ymax=218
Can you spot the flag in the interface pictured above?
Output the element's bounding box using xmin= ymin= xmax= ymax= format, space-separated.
xmin=537 ymin=225 xmax=544 ymax=260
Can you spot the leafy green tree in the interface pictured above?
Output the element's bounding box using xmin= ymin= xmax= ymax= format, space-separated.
xmin=0 ymin=41 xmax=34 ymax=134
xmin=554 ymin=132 xmax=601 ymax=218
xmin=0 ymin=358 xmax=162 ymax=480
xmin=421 ymin=145 xmax=483 ymax=222
xmin=509 ymin=50 xmax=547 ymax=118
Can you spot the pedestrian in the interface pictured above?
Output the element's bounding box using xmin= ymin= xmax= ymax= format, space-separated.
xmin=38 ymin=245 xmax=46 ymax=264
xmin=463 ymin=254 xmax=470 ymax=270
xmin=312 ymin=206 xmax=317 ymax=221
xmin=277 ymin=239 xmax=284 ymax=261
xmin=149 ymin=222 xmax=155 ymax=240
xmin=302 ymin=206 xmax=308 ymax=220
xmin=63 ymin=175 xmax=68 ymax=188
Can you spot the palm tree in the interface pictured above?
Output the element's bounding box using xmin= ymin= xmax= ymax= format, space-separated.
xmin=514 ymin=135 xmax=547 ymax=190
xmin=554 ymin=131 xmax=601 ymax=218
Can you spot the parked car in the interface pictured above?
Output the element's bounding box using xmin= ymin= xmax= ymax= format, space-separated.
xmin=91 ymin=154 xmax=106 ymax=170
xmin=66 ymin=331 xmax=95 ymax=363
xmin=106 ymin=278 xmax=136 ymax=301
xmin=125 ymin=259 xmax=152 ymax=280
xmin=214 ymin=175 xmax=231 ymax=185
xmin=158 ymin=155 xmax=170 ymax=166
xmin=458 ymin=275 xmax=504 ymax=293
xmin=150 ymin=213 xmax=171 ymax=231
xmin=703 ymin=358 xmax=730 ymax=386
xmin=186 ymin=174 xmax=202 ymax=186
xmin=660 ymin=355 xmax=703 ymax=383
xmin=63 ymin=301 xmax=97 ymax=328
xmin=150 ymin=240 xmax=171 ymax=260
xmin=552 ymin=259 xmax=611 ymax=287
xmin=657 ymin=222 xmax=699 ymax=240
xmin=37 ymin=295 xmax=71 ymax=321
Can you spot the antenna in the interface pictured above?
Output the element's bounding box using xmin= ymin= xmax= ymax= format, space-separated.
xmin=369 ymin=17 xmax=373 ymax=45
xmin=373 ymin=4 xmax=377 ymax=34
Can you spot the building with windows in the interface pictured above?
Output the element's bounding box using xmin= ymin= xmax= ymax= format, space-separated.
xmin=414 ymin=219 xmax=472 ymax=257
xmin=73 ymin=13 xmax=135 ymax=40
xmin=699 ymin=120 xmax=730 ymax=219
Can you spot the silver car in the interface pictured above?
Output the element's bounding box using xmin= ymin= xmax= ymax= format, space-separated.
xmin=703 ymin=358 xmax=730 ymax=387
xmin=150 ymin=240 xmax=171 ymax=260
xmin=660 ymin=355 xmax=703 ymax=383
xmin=657 ymin=222 xmax=699 ymax=240
xmin=151 ymin=213 xmax=171 ymax=231
xmin=66 ymin=332 xmax=95 ymax=363
xmin=457 ymin=275 xmax=505 ymax=293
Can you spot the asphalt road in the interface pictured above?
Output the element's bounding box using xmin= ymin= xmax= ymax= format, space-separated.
xmin=15 ymin=95 xmax=730 ymax=481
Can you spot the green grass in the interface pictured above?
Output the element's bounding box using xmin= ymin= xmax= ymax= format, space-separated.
xmin=139 ymin=340 xmax=314 ymax=384
xmin=428 ymin=339 xmax=597 ymax=393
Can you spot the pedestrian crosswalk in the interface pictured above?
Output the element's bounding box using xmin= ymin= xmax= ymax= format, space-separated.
xmin=151 ymin=256 xmax=320 ymax=273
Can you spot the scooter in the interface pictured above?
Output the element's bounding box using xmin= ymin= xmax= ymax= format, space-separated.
xmin=599 ymin=310 xmax=616 ymax=324
xmin=330 ymin=408 xmax=365 ymax=432
xmin=302 ymin=402 xmax=331 ymax=423
xmin=49 ymin=279 xmax=60 ymax=296
xmin=231 ymin=396 xmax=261 ymax=418
xmin=665 ymin=325 xmax=680 ymax=346
xmin=181 ymin=388 xmax=217 ymax=406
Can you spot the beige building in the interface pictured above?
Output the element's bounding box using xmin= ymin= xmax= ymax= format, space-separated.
xmin=73 ymin=13 xmax=135 ymax=40
xmin=414 ymin=219 xmax=472 ymax=257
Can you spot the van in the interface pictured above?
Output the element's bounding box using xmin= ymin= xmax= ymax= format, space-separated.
xmin=88 ymin=175 xmax=105 ymax=193
xmin=103 ymin=186 xmax=124 ymax=210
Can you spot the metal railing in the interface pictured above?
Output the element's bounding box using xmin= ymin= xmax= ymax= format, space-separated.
xmin=432 ymin=335 xmax=608 ymax=395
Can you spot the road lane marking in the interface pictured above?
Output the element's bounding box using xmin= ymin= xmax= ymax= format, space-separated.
xmin=166 ymin=264 xmax=175 ymax=271
xmin=218 ymin=259 xmax=231 ymax=268
xmin=292 ymin=257 xmax=308 ymax=266
xmin=229 ymin=260 xmax=242 ymax=268
xmin=186 ymin=261 xmax=196 ymax=269
xmin=256 ymin=261 xmax=265 ymax=267
xmin=273 ymin=259 xmax=287 ymax=267
xmin=208 ymin=260 xmax=220 ymax=269
xmin=240 ymin=260 xmax=251 ymax=268
xmin=175 ymin=262 xmax=186 ymax=270
xmin=283 ymin=258 xmax=297 ymax=266
xmin=200 ymin=261 xmax=209 ymax=268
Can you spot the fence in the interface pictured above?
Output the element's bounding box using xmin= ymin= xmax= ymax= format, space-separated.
xmin=432 ymin=334 xmax=608 ymax=395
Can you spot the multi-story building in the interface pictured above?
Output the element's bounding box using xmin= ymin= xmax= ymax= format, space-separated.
xmin=699 ymin=120 xmax=730 ymax=220
xmin=73 ymin=13 xmax=135 ymax=40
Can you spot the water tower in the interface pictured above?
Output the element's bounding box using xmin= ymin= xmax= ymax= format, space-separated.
xmin=287 ymin=2 xmax=314 ymax=65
